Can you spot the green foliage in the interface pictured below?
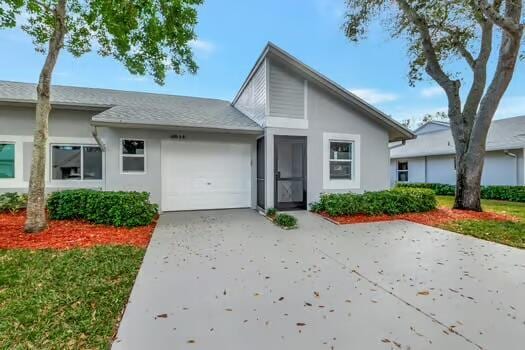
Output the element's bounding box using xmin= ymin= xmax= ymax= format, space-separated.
xmin=0 ymin=192 xmax=28 ymax=213
xmin=481 ymin=186 xmax=525 ymax=203
xmin=47 ymin=189 xmax=158 ymax=227
xmin=0 ymin=246 xmax=145 ymax=349
xmin=274 ymin=213 xmax=298 ymax=229
xmin=47 ymin=189 xmax=92 ymax=220
xmin=397 ymin=182 xmax=456 ymax=196
xmin=311 ymin=188 xmax=437 ymax=216
xmin=266 ymin=208 xmax=277 ymax=218
xmin=0 ymin=0 xmax=203 ymax=84
xmin=398 ymin=183 xmax=525 ymax=202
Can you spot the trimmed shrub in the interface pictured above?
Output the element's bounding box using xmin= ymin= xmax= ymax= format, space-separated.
xmin=47 ymin=189 xmax=92 ymax=220
xmin=0 ymin=192 xmax=27 ymax=214
xmin=266 ymin=208 xmax=277 ymax=218
xmin=397 ymin=183 xmax=525 ymax=202
xmin=311 ymin=188 xmax=437 ymax=217
xmin=47 ymin=189 xmax=158 ymax=227
xmin=481 ymin=186 xmax=525 ymax=202
xmin=274 ymin=213 xmax=298 ymax=229
xmin=397 ymin=182 xmax=456 ymax=196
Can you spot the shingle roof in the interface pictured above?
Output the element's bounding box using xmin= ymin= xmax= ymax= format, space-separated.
xmin=0 ymin=80 xmax=261 ymax=132
xmin=391 ymin=116 xmax=525 ymax=158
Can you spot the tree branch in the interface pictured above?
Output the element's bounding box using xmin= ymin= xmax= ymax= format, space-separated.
xmin=476 ymin=0 xmax=522 ymax=34
xmin=396 ymin=0 xmax=462 ymax=117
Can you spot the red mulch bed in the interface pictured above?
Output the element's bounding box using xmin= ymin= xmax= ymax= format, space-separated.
xmin=0 ymin=211 xmax=156 ymax=250
xmin=320 ymin=207 xmax=517 ymax=226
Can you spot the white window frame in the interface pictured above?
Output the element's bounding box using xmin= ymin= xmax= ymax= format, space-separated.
xmin=120 ymin=138 xmax=146 ymax=174
xmin=50 ymin=144 xmax=103 ymax=181
xmin=323 ymin=132 xmax=360 ymax=190
xmin=0 ymin=141 xmax=16 ymax=179
xmin=397 ymin=160 xmax=409 ymax=182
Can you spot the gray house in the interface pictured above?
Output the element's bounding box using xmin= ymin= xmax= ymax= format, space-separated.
xmin=0 ymin=43 xmax=413 ymax=212
xmin=390 ymin=117 xmax=525 ymax=186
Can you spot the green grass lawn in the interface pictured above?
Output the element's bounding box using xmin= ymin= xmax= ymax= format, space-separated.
xmin=437 ymin=195 xmax=525 ymax=249
xmin=0 ymin=246 xmax=145 ymax=349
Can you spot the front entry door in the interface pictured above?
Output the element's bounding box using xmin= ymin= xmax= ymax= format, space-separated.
xmin=274 ymin=136 xmax=307 ymax=210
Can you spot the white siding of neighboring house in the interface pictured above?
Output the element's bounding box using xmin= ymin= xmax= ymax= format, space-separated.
xmin=233 ymin=60 xmax=267 ymax=126
xmin=414 ymin=122 xmax=450 ymax=135
xmin=390 ymin=149 xmax=525 ymax=186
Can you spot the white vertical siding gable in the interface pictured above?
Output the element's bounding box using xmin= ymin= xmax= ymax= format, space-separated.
xmin=233 ymin=61 xmax=267 ymax=126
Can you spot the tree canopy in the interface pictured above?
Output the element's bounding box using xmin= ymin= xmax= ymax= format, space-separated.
xmin=0 ymin=0 xmax=203 ymax=84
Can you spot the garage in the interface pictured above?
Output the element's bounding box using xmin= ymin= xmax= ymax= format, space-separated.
xmin=161 ymin=139 xmax=252 ymax=211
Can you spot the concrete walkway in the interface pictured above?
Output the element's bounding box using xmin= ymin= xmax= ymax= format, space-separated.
xmin=113 ymin=209 xmax=525 ymax=350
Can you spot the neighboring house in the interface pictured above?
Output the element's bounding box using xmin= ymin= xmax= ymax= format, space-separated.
xmin=390 ymin=117 xmax=525 ymax=186
xmin=0 ymin=42 xmax=413 ymax=212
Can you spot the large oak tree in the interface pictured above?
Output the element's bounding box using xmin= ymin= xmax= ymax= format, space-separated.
xmin=344 ymin=0 xmax=523 ymax=210
xmin=0 ymin=0 xmax=202 ymax=232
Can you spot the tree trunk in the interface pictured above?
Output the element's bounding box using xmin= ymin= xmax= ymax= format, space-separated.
xmin=453 ymin=150 xmax=483 ymax=211
xmin=24 ymin=0 xmax=67 ymax=233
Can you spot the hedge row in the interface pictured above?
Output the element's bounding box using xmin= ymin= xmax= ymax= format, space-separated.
xmin=0 ymin=192 xmax=27 ymax=214
xmin=310 ymin=188 xmax=437 ymax=217
xmin=47 ymin=189 xmax=158 ymax=227
xmin=397 ymin=183 xmax=525 ymax=202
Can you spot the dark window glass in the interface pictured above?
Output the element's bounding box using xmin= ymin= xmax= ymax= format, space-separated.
xmin=329 ymin=161 xmax=352 ymax=179
xmin=83 ymin=146 xmax=102 ymax=179
xmin=0 ymin=143 xmax=15 ymax=178
xmin=398 ymin=171 xmax=408 ymax=182
xmin=52 ymin=146 xmax=81 ymax=180
xmin=122 ymin=140 xmax=144 ymax=155
xmin=397 ymin=162 xmax=408 ymax=171
xmin=330 ymin=142 xmax=352 ymax=160
xmin=123 ymin=157 xmax=145 ymax=172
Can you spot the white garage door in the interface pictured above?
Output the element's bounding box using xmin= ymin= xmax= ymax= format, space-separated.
xmin=161 ymin=140 xmax=252 ymax=211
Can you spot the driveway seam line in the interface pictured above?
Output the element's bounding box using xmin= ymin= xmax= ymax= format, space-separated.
xmin=315 ymin=247 xmax=485 ymax=350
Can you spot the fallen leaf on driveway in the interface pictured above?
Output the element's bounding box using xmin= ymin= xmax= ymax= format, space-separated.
xmin=417 ymin=290 xmax=430 ymax=296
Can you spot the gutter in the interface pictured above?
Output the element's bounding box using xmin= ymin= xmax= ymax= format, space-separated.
xmin=389 ymin=140 xmax=406 ymax=149
xmin=504 ymin=150 xmax=519 ymax=185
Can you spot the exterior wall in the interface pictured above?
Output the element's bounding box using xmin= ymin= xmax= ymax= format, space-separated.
xmin=0 ymin=105 xmax=259 ymax=210
xmin=99 ymin=127 xmax=258 ymax=210
xmin=390 ymin=157 xmax=426 ymax=185
xmin=390 ymin=149 xmax=525 ymax=186
xmin=0 ymin=105 xmax=104 ymax=192
xmin=233 ymin=60 xmax=266 ymax=126
xmin=265 ymin=82 xmax=390 ymax=209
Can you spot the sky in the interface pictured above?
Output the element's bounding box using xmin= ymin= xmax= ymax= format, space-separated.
xmin=0 ymin=0 xmax=524 ymax=125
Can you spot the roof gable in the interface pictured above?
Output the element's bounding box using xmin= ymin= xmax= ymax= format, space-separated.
xmin=232 ymin=42 xmax=415 ymax=142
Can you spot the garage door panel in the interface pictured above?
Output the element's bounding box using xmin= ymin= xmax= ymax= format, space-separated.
xmin=161 ymin=140 xmax=252 ymax=211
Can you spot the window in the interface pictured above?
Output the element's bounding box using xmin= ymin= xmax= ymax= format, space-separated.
xmin=121 ymin=139 xmax=145 ymax=173
xmin=0 ymin=143 xmax=15 ymax=178
xmin=323 ymin=132 xmax=360 ymax=190
xmin=51 ymin=145 xmax=102 ymax=180
xmin=329 ymin=141 xmax=352 ymax=180
xmin=397 ymin=161 xmax=408 ymax=182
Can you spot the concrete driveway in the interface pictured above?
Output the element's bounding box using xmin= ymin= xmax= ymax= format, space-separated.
xmin=113 ymin=209 xmax=525 ymax=350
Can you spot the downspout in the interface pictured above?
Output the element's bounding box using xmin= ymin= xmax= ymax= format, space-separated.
xmin=504 ymin=150 xmax=518 ymax=185
xmin=91 ymin=125 xmax=107 ymax=190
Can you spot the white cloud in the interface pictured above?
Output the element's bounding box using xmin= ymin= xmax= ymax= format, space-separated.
xmin=348 ymin=88 xmax=399 ymax=104
xmin=420 ymin=86 xmax=444 ymax=98
xmin=189 ymin=39 xmax=216 ymax=55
